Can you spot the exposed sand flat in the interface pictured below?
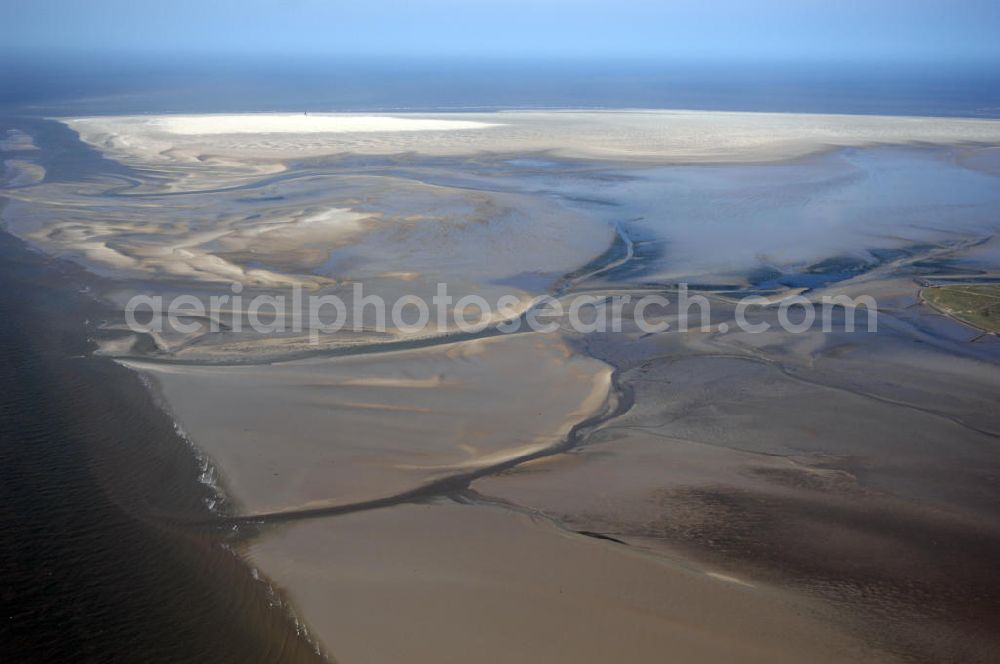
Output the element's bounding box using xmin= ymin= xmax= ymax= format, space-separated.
xmin=1 ymin=160 xmax=45 ymax=188
xmin=148 ymin=114 xmax=499 ymax=135
xmin=60 ymin=114 xmax=499 ymax=191
xmin=63 ymin=110 xmax=1000 ymax=179
xmin=122 ymin=333 xmax=611 ymax=515
xmin=0 ymin=192 xmax=340 ymax=287
xmin=247 ymin=501 xmax=883 ymax=664
xmin=0 ymin=129 xmax=37 ymax=151
xmin=1 ymin=167 xmax=611 ymax=329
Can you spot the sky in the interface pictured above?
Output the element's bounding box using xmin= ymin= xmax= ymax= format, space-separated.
xmin=4 ymin=0 xmax=1000 ymax=63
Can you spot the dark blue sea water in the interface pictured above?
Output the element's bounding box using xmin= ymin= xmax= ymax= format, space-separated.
xmin=2 ymin=55 xmax=1000 ymax=118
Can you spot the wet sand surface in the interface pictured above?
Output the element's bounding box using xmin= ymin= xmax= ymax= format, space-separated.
xmin=4 ymin=112 xmax=1000 ymax=662
xmin=124 ymin=334 xmax=611 ymax=515
xmin=479 ymin=302 xmax=1000 ymax=661
xmin=249 ymin=502 xmax=883 ymax=664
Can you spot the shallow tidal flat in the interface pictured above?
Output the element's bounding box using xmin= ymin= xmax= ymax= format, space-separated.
xmin=125 ymin=333 xmax=611 ymax=515
xmin=4 ymin=111 xmax=1000 ymax=662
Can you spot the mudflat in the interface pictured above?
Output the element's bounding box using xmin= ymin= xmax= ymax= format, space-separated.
xmin=4 ymin=111 xmax=1000 ymax=662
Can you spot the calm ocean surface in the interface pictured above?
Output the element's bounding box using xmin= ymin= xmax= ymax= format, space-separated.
xmin=2 ymin=56 xmax=1000 ymax=117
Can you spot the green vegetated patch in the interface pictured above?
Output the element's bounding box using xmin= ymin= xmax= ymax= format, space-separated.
xmin=922 ymin=285 xmax=1000 ymax=333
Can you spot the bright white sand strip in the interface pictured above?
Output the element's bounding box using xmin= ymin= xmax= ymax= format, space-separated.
xmin=146 ymin=113 xmax=499 ymax=135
